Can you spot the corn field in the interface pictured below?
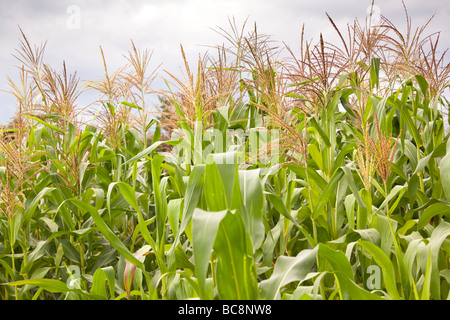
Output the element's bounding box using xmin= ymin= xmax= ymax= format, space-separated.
xmin=1 ymin=6 xmax=450 ymax=300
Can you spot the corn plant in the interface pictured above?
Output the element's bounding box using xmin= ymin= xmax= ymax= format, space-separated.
xmin=0 ymin=4 xmax=449 ymax=300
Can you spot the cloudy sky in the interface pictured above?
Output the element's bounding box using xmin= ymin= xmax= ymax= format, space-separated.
xmin=0 ymin=0 xmax=449 ymax=124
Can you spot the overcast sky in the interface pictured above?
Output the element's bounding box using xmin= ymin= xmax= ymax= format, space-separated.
xmin=0 ymin=0 xmax=449 ymax=124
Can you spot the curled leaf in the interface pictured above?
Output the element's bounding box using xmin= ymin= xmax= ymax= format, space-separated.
xmin=123 ymin=245 xmax=151 ymax=299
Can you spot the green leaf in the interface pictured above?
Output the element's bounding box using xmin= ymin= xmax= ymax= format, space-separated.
xmin=421 ymin=248 xmax=432 ymax=300
xmin=378 ymin=185 xmax=407 ymax=213
xmin=312 ymin=168 xmax=344 ymax=220
xmin=308 ymin=117 xmax=331 ymax=147
xmin=68 ymin=198 xmax=144 ymax=270
xmin=400 ymin=103 xmax=423 ymax=146
xmin=318 ymin=244 xmax=353 ymax=279
xmin=265 ymin=192 xmax=298 ymax=225
xmin=91 ymin=268 xmax=108 ymax=299
xmin=259 ymin=246 xmax=318 ymax=300
xmin=308 ymin=144 xmax=323 ymax=171
xmin=418 ymin=202 xmax=450 ymax=229
xmin=167 ymin=199 xmax=182 ymax=250
xmin=229 ymin=101 xmax=249 ymax=129
xmin=125 ymin=139 xmax=181 ymax=164
xmin=440 ymin=138 xmax=450 ymax=201
xmin=121 ymin=101 xmax=142 ymax=110
xmin=8 ymin=211 xmax=22 ymax=247
xmin=23 ymin=114 xmax=64 ymax=133
xmin=344 ymin=194 xmax=356 ymax=230
xmin=238 ymin=169 xmax=265 ymax=250
xmin=107 ymin=182 xmax=164 ymax=273
xmin=415 ymin=74 xmax=429 ymax=97
xmin=204 ymin=156 xmax=228 ymax=211
xmin=151 ymin=154 xmax=167 ymax=244
xmin=358 ymin=240 xmax=401 ymax=299
xmin=214 ymin=210 xmax=258 ymax=299
xmin=192 ymin=208 xmax=228 ymax=299
xmin=167 ymin=165 xmax=206 ymax=269
xmin=370 ymin=58 xmax=380 ymax=90
xmin=60 ymin=238 xmax=81 ymax=264
xmin=374 ymin=213 xmax=397 ymax=257
xmin=357 ymin=188 xmax=372 ymax=229
xmin=23 ymin=187 xmax=56 ymax=227
xmin=318 ymin=244 xmax=383 ymax=300
xmin=3 ymin=279 xmax=71 ymax=293
xmin=20 ymin=241 xmax=47 ymax=275
xmin=428 ymin=221 xmax=450 ymax=299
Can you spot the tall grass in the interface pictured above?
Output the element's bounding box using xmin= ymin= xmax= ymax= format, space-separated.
xmin=0 ymin=4 xmax=449 ymax=300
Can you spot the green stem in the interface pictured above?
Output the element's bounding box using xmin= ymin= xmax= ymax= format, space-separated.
xmin=305 ymin=168 xmax=317 ymax=243
xmin=416 ymin=147 xmax=425 ymax=193
xmin=11 ymin=246 xmax=18 ymax=300
xmin=78 ymin=242 xmax=85 ymax=273
xmin=8 ymin=220 xmax=18 ymax=300
xmin=384 ymin=183 xmax=400 ymax=254
xmin=331 ymin=206 xmax=337 ymax=240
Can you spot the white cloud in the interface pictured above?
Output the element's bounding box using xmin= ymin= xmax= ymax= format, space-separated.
xmin=0 ymin=0 xmax=449 ymax=124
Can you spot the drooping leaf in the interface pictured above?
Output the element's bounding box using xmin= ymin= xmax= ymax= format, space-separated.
xmin=259 ymin=246 xmax=318 ymax=300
